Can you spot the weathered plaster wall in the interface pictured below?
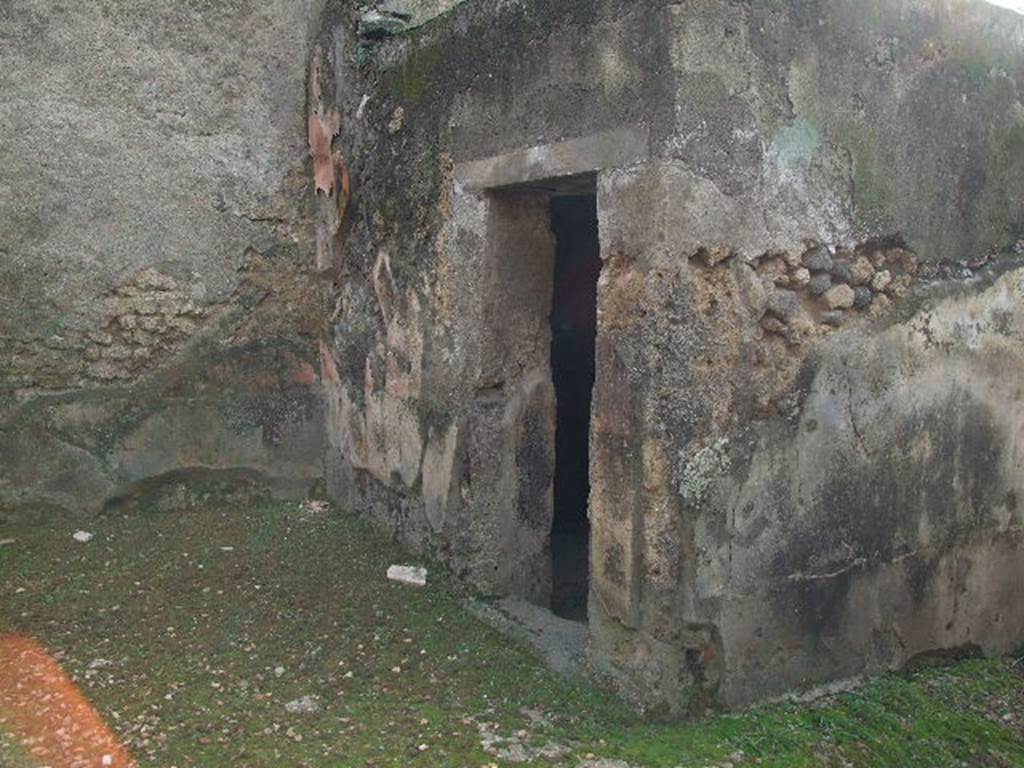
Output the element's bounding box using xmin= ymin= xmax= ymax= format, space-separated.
xmin=587 ymin=232 xmax=1024 ymax=711
xmin=0 ymin=0 xmax=330 ymax=515
xmin=322 ymin=0 xmax=1024 ymax=712
xmin=10 ymin=0 xmax=1017 ymax=713
xmin=706 ymin=267 xmax=1024 ymax=707
xmin=319 ymin=0 xmax=674 ymax=585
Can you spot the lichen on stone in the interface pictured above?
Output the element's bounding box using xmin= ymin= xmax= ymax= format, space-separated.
xmin=679 ymin=439 xmax=731 ymax=503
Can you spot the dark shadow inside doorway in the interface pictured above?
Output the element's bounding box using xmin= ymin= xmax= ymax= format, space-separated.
xmin=549 ymin=194 xmax=600 ymax=623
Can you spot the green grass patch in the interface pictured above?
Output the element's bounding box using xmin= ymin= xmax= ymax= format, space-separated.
xmin=2 ymin=500 xmax=1023 ymax=767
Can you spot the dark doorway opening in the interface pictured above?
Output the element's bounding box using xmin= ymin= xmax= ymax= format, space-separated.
xmin=549 ymin=194 xmax=600 ymax=622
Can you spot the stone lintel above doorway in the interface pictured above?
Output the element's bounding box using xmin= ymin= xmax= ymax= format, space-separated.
xmin=454 ymin=127 xmax=650 ymax=192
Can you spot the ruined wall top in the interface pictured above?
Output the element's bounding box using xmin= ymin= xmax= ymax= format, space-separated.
xmin=350 ymin=0 xmax=1024 ymax=263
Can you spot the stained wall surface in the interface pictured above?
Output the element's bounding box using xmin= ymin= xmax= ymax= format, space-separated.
xmin=0 ymin=0 xmax=330 ymax=514
xmin=2 ymin=0 xmax=1023 ymax=714
xmin=320 ymin=0 xmax=1024 ymax=712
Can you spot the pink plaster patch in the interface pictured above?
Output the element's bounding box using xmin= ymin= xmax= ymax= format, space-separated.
xmin=309 ymin=110 xmax=342 ymax=195
xmin=319 ymin=341 xmax=340 ymax=385
xmin=292 ymin=362 xmax=318 ymax=386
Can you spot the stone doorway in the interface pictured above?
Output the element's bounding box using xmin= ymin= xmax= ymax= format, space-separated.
xmin=453 ymin=131 xmax=651 ymax=617
xmin=469 ymin=171 xmax=601 ymax=618
xmin=548 ymin=194 xmax=600 ymax=622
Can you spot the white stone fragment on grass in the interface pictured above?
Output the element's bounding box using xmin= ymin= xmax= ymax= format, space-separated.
xmin=298 ymin=499 xmax=330 ymax=519
xmin=284 ymin=694 xmax=321 ymax=715
xmin=387 ymin=564 xmax=427 ymax=587
xmin=73 ymin=530 xmax=94 ymax=543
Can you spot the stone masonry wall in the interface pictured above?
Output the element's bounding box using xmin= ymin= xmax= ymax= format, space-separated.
xmin=320 ymin=0 xmax=1024 ymax=713
xmin=0 ymin=0 xmax=331 ymax=516
xmin=12 ymin=0 xmax=1020 ymax=715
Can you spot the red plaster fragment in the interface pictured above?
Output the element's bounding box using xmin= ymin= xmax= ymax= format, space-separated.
xmin=293 ymin=362 xmax=318 ymax=386
xmin=319 ymin=341 xmax=340 ymax=385
xmin=309 ymin=110 xmax=342 ymax=194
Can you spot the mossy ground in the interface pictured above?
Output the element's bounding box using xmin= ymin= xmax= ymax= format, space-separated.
xmin=2 ymin=498 xmax=1024 ymax=767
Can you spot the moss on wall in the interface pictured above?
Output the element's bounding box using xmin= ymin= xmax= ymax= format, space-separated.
xmin=389 ymin=43 xmax=443 ymax=103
